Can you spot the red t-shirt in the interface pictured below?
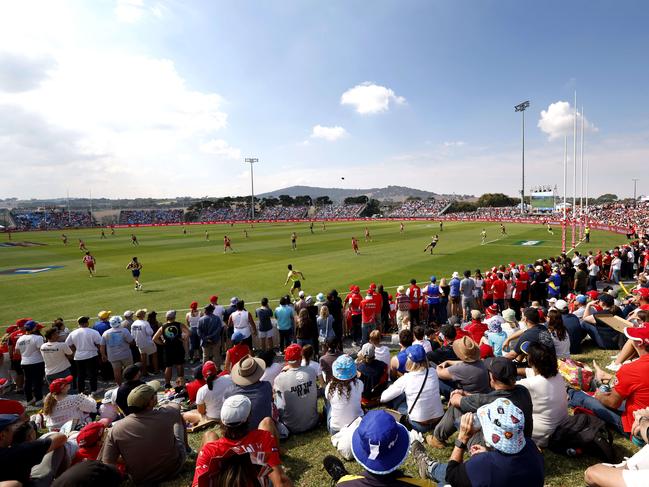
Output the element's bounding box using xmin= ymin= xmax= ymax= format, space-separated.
xmin=614 ymin=354 xmax=649 ymax=432
xmin=9 ymin=330 xmax=25 ymax=361
xmin=492 ymin=280 xmax=507 ymax=300
xmin=192 ymin=430 xmax=281 ymax=487
xmin=186 ymin=379 xmax=206 ymax=404
xmin=518 ymin=271 xmax=529 ymax=289
xmin=227 ymin=344 xmax=250 ymax=369
xmin=406 ymin=285 xmax=421 ymax=310
xmin=372 ymin=293 xmax=383 ymax=312
xmin=360 ymin=297 xmax=378 ymax=324
xmin=482 ymin=278 xmax=494 ymax=299
xmin=464 ymin=321 xmax=487 ymax=345
xmin=347 ymin=293 xmax=362 ymax=315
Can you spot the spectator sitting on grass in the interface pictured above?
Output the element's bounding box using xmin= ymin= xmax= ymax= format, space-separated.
xmin=223 ymin=331 xmax=250 ymax=373
xmin=319 ymin=338 xmax=343 ymax=384
xmin=224 ymin=355 xmax=273 ymax=432
xmin=115 ymin=363 xmax=144 ymax=415
xmin=427 ymin=323 xmax=459 ymax=364
xmin=183 ymin=361 xmax=232 ymax=429
xmin=322 ymin=409 xmax=435 ymax=486
xmin=192 ymin=395 xmax=292 ymax=487
xmin=260 ymin=349 xmax=283 ymax=385
xmin=389 ymin=329 xmax=414 ymax=381
xmin=369 ymin=330 xmax=391 ymax=367
xmin=356 ymin=343 xmax=389 ymax=408
xmin=42 ymin=375 xmax=97 ymax=431
xmin=325 ymin=355 xmax=364 ymax=435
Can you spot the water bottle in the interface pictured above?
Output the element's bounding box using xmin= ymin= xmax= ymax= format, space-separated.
xmin=566 ymin=448 xmax=582 ymax=457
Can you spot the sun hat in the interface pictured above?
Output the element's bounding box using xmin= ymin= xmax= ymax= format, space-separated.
xmin=397 ymin=285 xmax=405 ymax=293
xmin=123 ymin=310 xmax=134 ymax=318
xmin=231 ymin=331 xmax=245 ymax=344
xmin=316 ymin=293 xmax=326 ymax=303
xmin=221 ymin=394 xmax=252 ymax=426
xmin=127 ymin=380 xmax=162 ymax=408
xmin=49 ymin=375 xmax=73 ymax=394
xmin=486 ymin=317 xmax=503 ymax=334
xmin=202 ymin=361 xmax=218 ymax=379
xmin=555 ymin=299 xmax=568 ymax=311
xmin=486 ymin=357 xmax=517 ymax=384
xmin=501 ymin=309 xmax=516 ymax=324
xmin=477 ymin=398 xmax=526 ymax=454
xmin=0 ymin=414 xmax=21 ymax=432
xmin=452 ymin=336 xmax=480 ymax=363
xmin=625 ymin=324 xmax=649 ymax=346
xmin=284 ymin=344 xmax=303 ymax=363
xmin=470 ymin=310 xmax=482 ymax=320
xmin=360 ymin=343 xmax=375 ymax=359
xmin=123 ymin=363 xmax=142 ymax=381
xmin=406 ymin=344 xmax=426 ymax=363
xmin=231 ymin=356 xmax=266 ymax=386
xmin=332 ymin=355 xmax=357 ymax=381
xmin=109 ymin=316 xmax=123 ymax=328
xmin=98 ymin=310 xmax=111 ymax=320
xmin=351 ymin=410 xmax=410 ymax=475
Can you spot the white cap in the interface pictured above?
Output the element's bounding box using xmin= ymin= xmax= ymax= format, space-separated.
xmin=298 ymin=290 xmax=305 ymax=298
xmin=452 ymin=272 xmax=459 ymax=278
xmin=220 ymin=394 xmax=252 ymax=426
xmin=555 ymin=300 xmax=568 ymax=311
xmin=123 ymin=310 xmax=134 ymax=318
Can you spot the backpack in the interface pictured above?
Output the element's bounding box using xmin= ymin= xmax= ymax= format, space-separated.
xmin=548 ymin=412 xmax=618 ymax=463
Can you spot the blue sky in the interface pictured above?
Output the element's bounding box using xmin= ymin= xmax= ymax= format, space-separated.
xmin=0 ymin=0 xmax=647 ymax=199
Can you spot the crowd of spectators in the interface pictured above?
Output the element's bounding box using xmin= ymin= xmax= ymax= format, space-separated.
xmin=257 ymin=206 xmax=308 ymax=220
xmin=11 ymin=210 xmax=94 ymax=230
xmin=118 ymin=209 xmax=184 ymax=225
xmin=589 ymin=202 xmax=649 ymax=230
xmin=386 ymin=199 xmax=451 ymax=218
xmin=196 ymin=207 xmax=251 ymax=222
xmin=2 ymin=224 xmax=649 ymax=486
xmin=313 ymin=204 xmax=365 ymax=219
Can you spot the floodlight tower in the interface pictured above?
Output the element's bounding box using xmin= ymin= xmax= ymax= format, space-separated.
xmin=515 ymin=101 xmax=530 ymax=215
xmin=244 ymin=157 xmax=258 ymax=220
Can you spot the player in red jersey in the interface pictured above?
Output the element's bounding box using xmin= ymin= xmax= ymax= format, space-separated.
xmin=131 ymin=233 xmax=139 ymax=246
xmin=78 ymin=239 xmax=87 ymax=251
xmin=351 ymin=236 xmax=360 ymax=255
xmin=82 ymin=251 xmax=96 ymax=276
xmin=223 ymin=235 xmax=234 ymax=253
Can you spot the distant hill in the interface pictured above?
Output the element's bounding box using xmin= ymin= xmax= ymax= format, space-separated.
xmin=257 ymin=185 xmax=472 ymax=203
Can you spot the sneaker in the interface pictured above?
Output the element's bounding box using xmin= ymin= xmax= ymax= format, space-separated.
xmin=426 ymin=434 xmax=447 ymax=449
xmin=411 ymin=440 xmax=435 ymax=479
xmin=323 ymin=455 xmax=348 ymax=483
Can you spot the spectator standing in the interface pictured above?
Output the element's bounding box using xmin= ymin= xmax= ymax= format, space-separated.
xmin=100 ymin=316 xmax=134 ymax=385
xmin=460 ymin=271 xmax=476 ymax=321
xmin=256 ymin=297 xmax=274 ymax=351
xmin=395 ymin=286 xmax=410 ymax=331
xmin=40 ymin=327 xmax=73 ymax=384
xmin=406 ymin=279 xmax=422 ymax=327
xmin=130 ymin=309 xmax=158 ymax=375
xmin=186 ymin=301 xmax=202 ymax=363
xmin=228 ymin=300 xmax=257 ymax=350
xmin=198 ymin=304 xmax=223 ymax=367
xmin=153 ymin=310 xmax=189 ymax=389
xmin=16 ymin=320 xmax=45 ymax=405
xmin=274 ymin=296 xmax=295 ymax=353
xmin=66 ymin=316 xmax=101 ymax=395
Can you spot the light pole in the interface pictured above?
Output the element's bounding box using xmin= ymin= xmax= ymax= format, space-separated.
xmin=633 ymin=178 xmax=639 ymax=207
xmin=515 ymin=100 xmax=530 ymax=215
xmin=244 ymin=157 xmax=258 ymax=219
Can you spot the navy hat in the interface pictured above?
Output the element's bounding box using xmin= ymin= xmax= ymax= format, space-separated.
xmin=430 ymin=275 xmax=436 ymax=282
xmin=405 ymin=344 xmax=426 ymax=363
xmin=0 ymin=414 xmax=20 ymax=431
xmin=351 ymin=410 xmax=410 ymax=474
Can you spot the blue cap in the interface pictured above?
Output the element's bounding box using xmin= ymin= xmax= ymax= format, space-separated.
xmin=406 ymin=344 xmax=426 ymax=363
xmin=351 ymin=410 xmax=410 ymax=474
xmin=0 ymin=414 xmax=20 ymax=431
xmin=231 ymin=332 xmax=245 ymax=344
xmin=332 ymin=355 xmax=357 ymax=380
xmin=23 ymin=320 xmax=38 ymax=331
xmin=576 ymin=295 xmax=587 ymax=304
xmin=430 ymin=275 xmax=436 ymax=282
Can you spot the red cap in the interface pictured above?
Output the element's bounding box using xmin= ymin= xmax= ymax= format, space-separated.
xmin=369 ymin=282 xmax=377 ymax=290
xmin=190 ymin=301 xmax=198 ymax=309
xmin=586 ymin=290 xmax=600 ymax=300
xmin=641 ymin=304 xmax=649 ymax=311
xmin=366 ymin=289 xmax=374 ymax=295
xmin=485 ymin=304 xmax=499 ymax=317
xmin=209 ymin=295 xmax=218 ymax=303
xmin=0 ymin=399 xmax=25 ymax=416
xmin=15 ymin=318 xmax=30 ymax=328
xmin=625 ymin=324 xmax=649 ymax=346
xmin=388 ymin=294 xmax=393 ymax=300
xmin=284 ymin=344 xmax=303 ymax=362
xmin=76 ymin=421 xmax=106 ymax=447
xmin=509 ymin=262 xmax=516 ymax=267
xmin=633 ymin=288 xmax=649 ymax=299
xmin=349 ymin=285 xmax=355 ymax=291
xmin=49 ymin=375 xmax=73 ymax=394
xmin=5 ymin=325 xmax=18 ymax=334
xmin=202 ymin=361 xmax=218 ymax=379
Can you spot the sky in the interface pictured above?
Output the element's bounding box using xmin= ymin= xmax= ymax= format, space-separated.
xmin=1 ymin=0 xmax=648 ymax=200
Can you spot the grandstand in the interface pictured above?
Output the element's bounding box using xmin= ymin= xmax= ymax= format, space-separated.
xmin=385 ymin=199 xmax=452 ymax=217
xmin=313 ymin=203 xmax=365 ymax=219
xmin=257 ymin=205 xmax=308 ymax=220
xmin=118 ymin=209 xmax=184 ymax=225
xmin=10 ymin=209 xmax=94 ymax=230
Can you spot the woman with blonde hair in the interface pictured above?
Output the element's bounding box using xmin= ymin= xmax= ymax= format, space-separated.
xmin=42 ymin=375 xmax=97 ymax=431
xmin=317 ymin=304 xmax=335 ymax=344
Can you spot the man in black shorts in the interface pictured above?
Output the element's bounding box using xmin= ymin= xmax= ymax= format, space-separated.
xmin=285 ymin=264 xmax=305 ymax=297
xmin=153 ymin=310 xmax=189 ymax=389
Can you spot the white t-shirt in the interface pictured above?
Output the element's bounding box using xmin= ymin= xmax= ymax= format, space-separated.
xmin=517 ymin=371 xmax=569 ymax=448
xmin=40 ymin=341 xmax=72 ymax=375
xmin=261 ymin=362 xmax=283 ymax=386
xmin=16 ymin=334 xmax=45 ymax=365
xmin=374 ymin=345 xmax=391 ymax=367
xmin=130 ymin=319 xmax=155 ymax=353
xmin=413 ymin=338 xmax=433 ymax=354
xmin=325 ymin=379 xmax=364 ymax=431
xmin=230 ymin=310 xmax=252 ymax=339
xmin=301 ymin=359 xmax=321 ymax=378
xmin=65 ymin=327 xmax=101 ymax=360
xmin=380 ymin=367 xmax=444 ymax=422
xmin=186 ymin=311 xmax=201 ymax=329
xmin=44 ymin=394 xmax=98 ymax=430
xmin=196 ymin=376 xmax=233 ymax=419
xmin=213 ymin=305 xmax=225 ymax=320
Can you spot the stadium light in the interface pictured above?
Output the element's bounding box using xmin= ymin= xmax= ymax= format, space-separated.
xmin=514 ymin=100 xmax=530 ymax=215
xmin=244 ymin=157 xmax=258 ymax=220
xmin=633 ymin=178 xmax=640 ymax=207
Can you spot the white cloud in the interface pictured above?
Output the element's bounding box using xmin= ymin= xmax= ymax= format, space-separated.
xmin=310 ymin=124 xmax=348 ymax=141
xmin=200 ymin=139 xmax=241 ymax=159
xmin=538 ymin=101 xmax=597 ymax=140
xmin=443 ymin=140 xmax=465 ymax=148
xmin=340 ymin=82 xmax=405 ymax=115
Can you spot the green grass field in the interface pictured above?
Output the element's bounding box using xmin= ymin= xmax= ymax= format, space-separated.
xmin=0 ymin=220 xmax=623 ymax=327
xmin=0 ymin=220 xmax=636 ymax=486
